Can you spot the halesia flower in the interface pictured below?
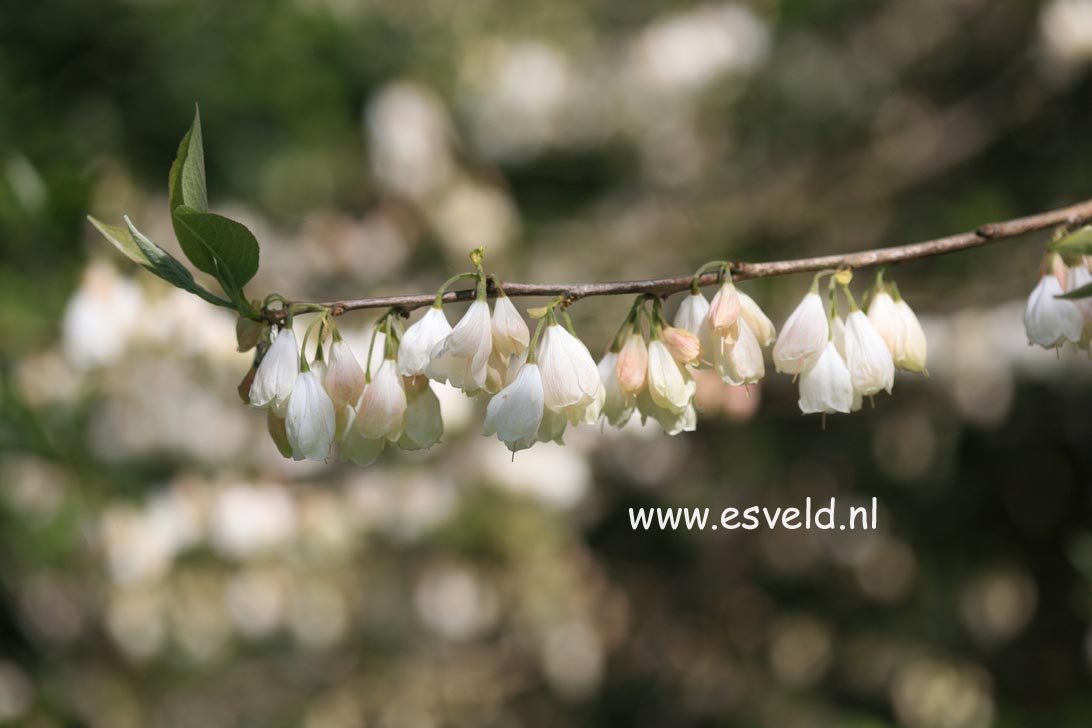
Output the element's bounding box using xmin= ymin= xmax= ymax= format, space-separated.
xmin=866 ymin=290 xmax=902 ymax=355
xmin=398 ymin=376 xmax=443 ymax=451
xmin=708 ymin=281 xmax=742 ymax=337
xmin=842 ymin=311 xmax=894 ymax=396
xmin=356 ymin=358 xmax=408 ymax=441
xmin=598 ymin=351 xmax=634 ymax=427
xmin=738 ymin=291 xmax=776 ymax=347
xmin=647 ymin=338 xmax=696 ymax=414
xmin=491 ymin=294 xmax=530 ymax=358
xmin=325 ymin=338 xmax=366 ymax=439
xmin=483 ymin=362 xmax=545 ymax=453
xmin=249 ymin=327 xmax=299 ymax=416
xmin=636 ymin=388 xmax=697 ymax=436
xmin=893 ymin=298 xmax=928 ymax=372
xmin=673 ymin=291 xmax=716 ymax=367
xmin=267 ymin=411 xmax=293 ymax=459
xmin=339 ymin=421 xmax=385 ymax=467
xmin=1024 ymin=268 xmax=1083 ymax=349
xmin=615 ymin=329 xmax=649 ymax=395
xmin=714 ymin=319 xmax=765 ymax=385
xmin=798 ymin=341 xmax=853 ymax=415
xmin=537 ymin=322 xmax=602 ymax=420
xmin=661 ymin=326 xmax=702 ymax=365
xmin=428 ymin=300 xmax=493 ymax=393
xmin=537 ymin=406 xmax=568 ymax=445
xmin=1068 ymin=265 xmax=1092 ymax=350
xmin=773 ymin=292 xmax=829 ymax=375
xmin=398 ymin=306 xmax=452 ymax=377
xmin=285 ymin=370 xmax=337 ymax=461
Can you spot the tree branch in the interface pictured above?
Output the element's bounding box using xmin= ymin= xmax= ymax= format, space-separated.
xmin=278 ymin=197 xmax=1092 ymax=320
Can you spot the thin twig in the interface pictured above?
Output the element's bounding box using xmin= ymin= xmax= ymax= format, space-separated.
xmin=270 ymin=196 xmax=1092 ymax=321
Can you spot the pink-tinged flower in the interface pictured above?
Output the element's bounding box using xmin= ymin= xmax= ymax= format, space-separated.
xmin=707 ymin=281 xmax=742 ymax=336
xmin=773 ymin=292 xmax=828 ymax=375
xmin=356 ymin=358 xmax=408 ymax=441
xmin=598 ymin=351 xmax=635 ymax=427
xmin=615 ymin=329 xmax=649 ymax=394
xmin=673 ymin=291 xmax=716 ymax=367
xmin=285 ymin=369 xmax=336 ymax=461
xmin=249 ymin=327 xmax=299 ymax=416
xmin=483 ymin=362 xmax=544 ymax=453
xmin=647 ymin=338 xmax=696 ymax=414
xmin=428 ymin=300 xmax=493 ymax=393
xmin=798 ymin=341 xmax=853 ymax=415
xmin=398 ymin=306 xmax=452 ymax=376
xmin=661 ymin=326 xmax=702 ymax=364
xmin=324 ymin=338 xmax=366 ymax=411
xmin=714 ymin=319 xmax=765 ymax=385
xmin=491 ymin=294 xmax=530 ymax=358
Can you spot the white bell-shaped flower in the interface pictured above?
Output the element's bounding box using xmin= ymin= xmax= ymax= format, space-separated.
xmin=356 ymin=358 xmax=408 ymax=441
xmin=491 ymin=294 xmax=530 ymax=358
xmin=598 ymin=351 xmax=635 ymax=428
xmin=636 ymin=389 xmax=697 ymax=436
xmin=285 ymin=369 xmax=336 ymax=461
xmin=428 ymin=300 xmax=493 ymax=392
xmin=707 ymin=281 xmax=741 ymax=337
xmin=842 ymin=311 xmax=894 ymax=396
xmin=738 ymin=291 xmax=776 ymax=347
xmin=647 ymin=338 xmax=696 ymax=414
xmin=1024 ymin=270 xmax=1083 ymax=349
xmin=866 ymin=290 xmax=902 ymax=355
xmin=615 ymin=329 xmax=649 ymax=395
xmin=398 ymin=375 xmax=443 ymax=451
xmin=893 ymin=298 xmax=928 ymax=372
xmin=714 ymin=319 xmax=765 ymax=385
xmin=537 ymin=322 xmax=601 ymax=416
xmin=324 ymin=338 xmax=366 ymax=410
xmin=398 ymin=306 xmax=452 ymax=377
xmin=250 ymin=327 xmax=300 ymax=416
xmin=798 ymin=341 xmax=853 ymax=415
xmin=339 ymin=424 xmax=386 ymax=467
xmin=673 ymin=291 xmax=716 ymax=367
xmin=537 ymin=407 xmax=568 ymax=445
xmin=483 ymin=362 xmax=545 ymax=453
xmin=773 ymin=292 xmax=829 ymax=375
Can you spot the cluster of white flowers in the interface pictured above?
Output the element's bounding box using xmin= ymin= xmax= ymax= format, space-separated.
xmin=1023 ymin=253 xmax=1092 ymax=351
xmin=242 ymin=257 xmax=936 ymax=464
xmin=772 ymin=270 xmax=927 ymax=418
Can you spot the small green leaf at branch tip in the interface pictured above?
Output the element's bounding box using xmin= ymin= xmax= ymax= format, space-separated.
xmin=173 ymin=206 xmax=260 ymax=298
xmin=1051 ymin=226 xmax=1092 ymax=256
xmin=1059 ymin=280 xmax=1092 ymax=300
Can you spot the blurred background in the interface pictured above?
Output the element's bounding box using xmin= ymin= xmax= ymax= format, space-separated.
xmin=4 ymin=0 xmax=1092 ymax=725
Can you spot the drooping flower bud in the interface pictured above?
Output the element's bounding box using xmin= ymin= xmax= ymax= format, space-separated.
xmin=249 ymin=327 xmax=299 ymax=416
xmin=398 ymin=306 xmax=452 ymax=377
xmin=893 ymin=298 xmax=927 ymax=372
xmin=615 ymin=329 xmax=649 ymax=395
xmin=673 ymin=291 xmax=716 ymax=367
xmin=285 ymin=369 xmax=337 ymax=461
xmin=1024 ymin=262 xmax=1083 ymax=349
xmin=646 ymin=337 xmax=696 ymax=414
xmin=537 ymin=322 xmax=601 ymax=419
xmin=428 ymin=300 xmax=493 ymax=393
xmin=843 ymin=310 xmax=894 ymax=396
xmin=866 ymin=290 xmax=902 ymax=355
xmin=738 ymin=291 xmax=776 ymax=347
xmin=491 ymin=294 xmax=530 ymax=359
xmin=661 ymin=326 xmax=702 ymax=365
xmin=773 ymin=292 xmax=828 ymax=375
xmin=483 ymin=362 xmax=545 ymax=453
xmin=356 ymin=358 xmax=408 ymax=441
xmin=598 ymin=351 xmax=635 ymax=427
xmin=324 ymin=338 xmax=366 ymax=410
xmin=798 ymin=341 xmax=853 ymax=415
xmin=707 ymin=281 xmax=742 ymax=337
xmin=398 ymin=375 xmax=443 ymax=451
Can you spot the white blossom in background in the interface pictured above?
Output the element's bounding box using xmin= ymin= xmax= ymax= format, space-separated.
xmin=774 ymin=291 xmax=829 ymax=375
xmin=366 ymin=81 xmax=455 ymax=200
xmin=1024 ymin=262 xmax=1083 ymax=349
xmin=428 ymin=300 xmax=494 ymax=393
xmin=398 ymin=306 xmax=453 ymax=377
xmin=1041 ymin=0 xmax=1092 ymax=65
xmin=62 ymin=261 xmax=143 ymax=369
xmin=483 ymin=362 xmax=545 ymax=453
xmin=249 ymin=328 xmax=299 ymax=416
xmin=285 ymin=370 xmax=336 ymax=461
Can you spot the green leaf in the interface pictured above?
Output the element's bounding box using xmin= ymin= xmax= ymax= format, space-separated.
xmin=168 ymin=106 xmax=212 ymax=271
xmin=172 ymin=206 xmax=260 ymax=298
xmin=1060 ymin=280 xmax=1092 ymax=300
xmin=87 ymin=215 xmax=233 ymax=308
xmin=1051 ymin=226 xmax=1092 ymax=256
